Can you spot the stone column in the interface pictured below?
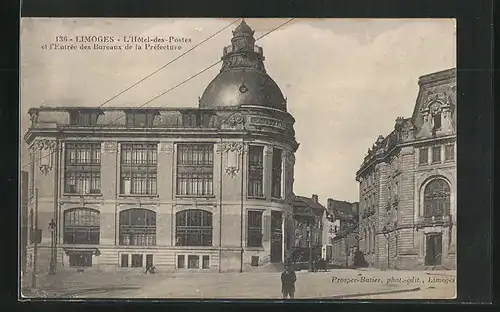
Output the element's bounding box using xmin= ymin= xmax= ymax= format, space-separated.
xmin=101 ymin=141 xmax=118 ymax=246
xmin=157 ymin=142 xmax=174 ymax=246
xmin=263 ymin=146 xmax=273 ymax=199
xmin=281 ymin=213 xmax=286 ymax=262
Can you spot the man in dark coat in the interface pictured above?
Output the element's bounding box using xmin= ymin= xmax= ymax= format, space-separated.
xmin=281 ymin=265 xmax=297 ymax=299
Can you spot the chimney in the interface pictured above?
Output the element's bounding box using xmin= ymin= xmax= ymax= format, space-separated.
xmin=327 ymin=198 xmax=334 ymax=209
xmin=311 ymin=194 xmax=318 ymax=203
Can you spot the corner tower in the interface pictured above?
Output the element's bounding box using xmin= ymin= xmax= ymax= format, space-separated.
xmin=199 ymin=20 xmax=287 ymax=111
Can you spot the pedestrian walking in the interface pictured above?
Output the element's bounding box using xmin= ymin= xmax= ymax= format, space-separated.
xmin=281 ymin=264 xmax=297 ymax=299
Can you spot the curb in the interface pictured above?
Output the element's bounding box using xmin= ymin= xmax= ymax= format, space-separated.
xmin=315 ymin=287 xmax=421 ymax=299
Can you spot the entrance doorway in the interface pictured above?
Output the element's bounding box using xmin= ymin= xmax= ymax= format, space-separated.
xmin=425 ymin=233 xmax=442 ymax=266
xmin=270 ymin=211 xmax=283 ymax=263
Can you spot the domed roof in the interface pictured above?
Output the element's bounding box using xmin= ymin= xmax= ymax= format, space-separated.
xmin=199 ymin=70 xmax=286 ymax=110
xmin=198 ymin=20 xmax=287 ymax=111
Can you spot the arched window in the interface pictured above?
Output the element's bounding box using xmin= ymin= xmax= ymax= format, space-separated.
xmin=119 ymin=209 xmax=156 ymax=246
xmin=64 ymin=208 xmax=100 ymax=244
xmin=424 ymin=179 xmax=451 ymax=218
xmin=176 ymin=210 xmax=213 ymax=246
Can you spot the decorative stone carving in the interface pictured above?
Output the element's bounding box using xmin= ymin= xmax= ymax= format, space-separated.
xmin=248 ymin=116 xmax=288 ymax=130
xmin=34 ymin=139 xmax=57 ymax=151
xmin=225 ymin=167 xmax=239 ymax=178
xmin=221 ymin=113 xmax=245 ymax=129
xmin=222 ymin=142 xmax=244 ymax=178
xmin=103 ymin=141 xmax=117 ymax=152
xmin=159 ymin=142 xmax=175 ymax=153
xmin=29 ymin=111 xmax=39 ymax=125
xmin=33 ymin=139 xmax=57 ymax=175
xmin=264 ymin=146 xmax=273 ymax=156
xmin=222 ymin=142 xmax=244 ymax=154
xmin=401 ymin=120 xmax=414 ymax=141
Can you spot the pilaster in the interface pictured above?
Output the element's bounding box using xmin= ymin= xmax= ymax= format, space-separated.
xmin=263 ymin=146 xmax=273 ymax=199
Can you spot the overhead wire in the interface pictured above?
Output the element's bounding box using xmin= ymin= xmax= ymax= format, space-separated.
xmin=21 ymin=18 xmax=295 ymax=170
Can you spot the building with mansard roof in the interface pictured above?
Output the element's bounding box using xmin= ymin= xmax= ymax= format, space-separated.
xmin=356 ymin=68 xmax=456 ymax=270
xmin=23 ymin=21 xmax=299 ymax=273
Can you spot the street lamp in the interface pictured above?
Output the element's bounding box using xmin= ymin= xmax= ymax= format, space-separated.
xmin=306 ymin=225 xmax=313 ymax=272
xmin=48 ymin=219 xmax=57 ymax=275
xmin=382 ymin=226 xmax=390 ymax=270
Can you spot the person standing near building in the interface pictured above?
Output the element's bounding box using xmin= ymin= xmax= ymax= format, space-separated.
xmin=281 ymin=265 xmax=297 ymax=299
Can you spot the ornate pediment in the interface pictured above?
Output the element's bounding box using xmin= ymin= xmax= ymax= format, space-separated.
xmin=221 ymin=113 xmax=245 ymax=129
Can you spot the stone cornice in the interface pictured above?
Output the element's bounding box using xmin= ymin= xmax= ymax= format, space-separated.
xmin=356 ymin=134 xmax=456 ymax=179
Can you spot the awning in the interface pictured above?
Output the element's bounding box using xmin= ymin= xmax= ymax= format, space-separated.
xmin=63 ymin=247 xmax=100 ymax=256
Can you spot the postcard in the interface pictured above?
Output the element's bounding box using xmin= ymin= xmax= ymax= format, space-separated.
xmin=19 ymin=17 xmax=456 ymax=300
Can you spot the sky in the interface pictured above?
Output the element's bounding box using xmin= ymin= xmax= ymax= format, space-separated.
xmin=19 ymin=18 xmax=456 ymax=205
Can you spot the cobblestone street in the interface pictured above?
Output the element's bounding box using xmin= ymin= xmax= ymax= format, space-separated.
xmin=21 ymin=269 xmax=456 ymax=300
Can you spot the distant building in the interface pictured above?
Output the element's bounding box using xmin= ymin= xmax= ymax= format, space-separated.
xmin=327 ymin=199 xmax=359 ymax=266
xmin=23 ymin=21 xmax=299 ymax=273
xmin=290 ymin=194 xmax=326 ymax=262
xmin=356 ymin=68 xmax=456 ymax=270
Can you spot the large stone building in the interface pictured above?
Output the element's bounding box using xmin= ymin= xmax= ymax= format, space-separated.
xmin=23 ymin=21 xmax=299 ymax=273
xmin=356 ymin=68 xmax=456 ymax=270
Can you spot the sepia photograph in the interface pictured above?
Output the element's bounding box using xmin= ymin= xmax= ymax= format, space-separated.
xmin=19 ymin=17 xmax=457 ymax=300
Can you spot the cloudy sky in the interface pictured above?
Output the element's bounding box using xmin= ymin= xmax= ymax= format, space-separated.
xmin=20 ymin=18 xmax=456 ymax=204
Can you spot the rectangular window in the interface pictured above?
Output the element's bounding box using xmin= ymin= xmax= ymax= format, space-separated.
xmin=63 ymin=208 xmax=100 ymax=245
xmin=247 ymin=210 xmax=263 ymax=247
xmin=433 ymin=113 xmax=442 ymax=130
xmin=271 ymin=148 xmax=283 ymax=198
xmin=432 ymin=146 xmax=441 ymax=163
xmin=70 ymin=110 xmax=101 ymax=127
xmin=248 ymin=145 xmax=264 ymax=197
xmin=121 ymin=254 xmax=129 ymax=268
xmin=120 ymin=143 xmax=158 ymax=195
xmin=64 ymin=143 xmax=101 ymax=194
xmin=126 ymin=110 xmax=157 ymax=127
xmin=69 ymin=252 xmax=92 ymax=267
xmin=419 ymin=148 xmax=428 ymax=165
xmin=445 ymin=144 xmax=454 ymax=161
xmin=176 ymin=144 xmax=214 ymax=196
xmin=131 ymin=254 xmax=143 ymax=268
xmin=177 ymin=255 xmax=185 ymax=268
xmin=188 ymin=255 xmax=200 ymax=269
xmin=202 ymin=255 xmax=210 ymax=269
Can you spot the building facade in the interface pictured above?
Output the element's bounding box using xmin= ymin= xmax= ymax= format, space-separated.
xmin=20 ymin=171 xmax=29 ymax=275
xmin=356 ymin=68 xmax=456 ymax=270
xmin=290 ymin=194 xmax=325 ymax=262
xmin=327 ymin=199 xmax=359 ymax=267
xmin=23 ymin=21 xmax=299 ymax=273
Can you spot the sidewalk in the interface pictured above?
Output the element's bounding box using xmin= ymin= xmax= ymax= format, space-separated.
xmin=20 ymin=269 xmax=456 ymax=299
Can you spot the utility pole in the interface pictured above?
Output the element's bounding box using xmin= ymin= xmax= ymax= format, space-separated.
xmin=31 ymin=189 xmax=38 ymax=289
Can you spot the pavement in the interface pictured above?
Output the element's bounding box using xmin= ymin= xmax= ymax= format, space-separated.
xmin=20 ymin=269 xmax=456 ymax=300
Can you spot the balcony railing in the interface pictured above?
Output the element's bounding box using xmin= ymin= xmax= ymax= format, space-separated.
xmin=415 ymin=215 xmax=452 ymax=229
